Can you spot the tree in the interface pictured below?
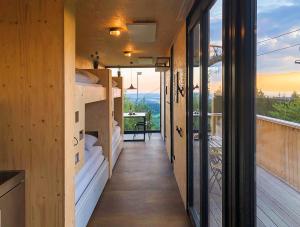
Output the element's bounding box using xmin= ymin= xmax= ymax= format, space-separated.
xmin=269 ymin=94 xmax=300 ymax=123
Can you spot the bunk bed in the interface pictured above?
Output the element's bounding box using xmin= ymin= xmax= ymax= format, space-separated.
xmin=73 ymin=69 xmax=124 ymax=227
xmin=112 ymin=120 xmax=123 ymax=169
xmin=74 ymin=69 xmax=109 ymax=227
xmin=111 ymin=77 xmax=124 ymax=170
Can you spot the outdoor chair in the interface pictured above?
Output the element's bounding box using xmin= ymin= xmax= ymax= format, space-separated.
xmin=208 ymin=135 xmax=222 ymax=192
xmin=133 ymin=111 xmax=153 ymax=140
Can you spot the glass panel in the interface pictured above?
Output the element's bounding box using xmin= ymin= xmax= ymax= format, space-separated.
xmin=192 ymin=23 xmax=201 ymax=217
xmin=208 ymin=0 xmax=223 ymax=226
xmin=256 ymin=1 xmax=300 ymax=226
xmin=110 ymin=68 xmax=161 ymax=138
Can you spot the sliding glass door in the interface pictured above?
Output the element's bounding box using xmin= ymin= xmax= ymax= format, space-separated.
xmin=188 ymin=0 xmax=258 ymax=226
xmin=188 ymin=0 xmax=223 ymax=226
xmin=188 ymin=22 xmax=202 ymax=223
xmin=207 ymin=1 xmax=223 ymax=226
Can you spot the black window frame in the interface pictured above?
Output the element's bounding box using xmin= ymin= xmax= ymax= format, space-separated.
xmin=186 ymin=0 xmax=256 ymax=226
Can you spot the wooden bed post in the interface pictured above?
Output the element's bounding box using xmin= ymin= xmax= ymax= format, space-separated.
xmin=112 ymin=77 xmax=124 ymax=134
xmin=85 ymin=69 xmax=114 ymax=177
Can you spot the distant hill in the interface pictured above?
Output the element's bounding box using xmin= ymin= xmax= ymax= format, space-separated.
xmin=125 ymin=93 xmax=160 ymax=103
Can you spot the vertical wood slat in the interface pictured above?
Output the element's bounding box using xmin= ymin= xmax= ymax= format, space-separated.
xmin=0 ymin=1 xmax=75 ymax=226
xmin=84 ymin=69 xmax=113 ymax=176
xmin=112 ymin=77 xmax=124 ymax=134
xmin=172 ymin=22 xmax=187 ymax=207
xmin=257 ymin=118 xmax=300 ymax=191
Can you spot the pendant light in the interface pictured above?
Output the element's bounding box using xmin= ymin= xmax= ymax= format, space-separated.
xmin=117 ymin=67 xmax=121 ymax=77
xmin=127 ymin=62 xmax=136 ymax=90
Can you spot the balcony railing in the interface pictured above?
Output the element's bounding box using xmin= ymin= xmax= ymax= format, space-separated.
xmin=208 ymin=114 xmax=300 ymax=225
xmin=209 ymin=113 xmax=300 ymax=192
xmin=257 ymin=115 xmax=300 ymax=192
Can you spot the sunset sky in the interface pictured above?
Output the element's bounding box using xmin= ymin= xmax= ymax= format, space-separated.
xmin=110 ymin=68 xmax=161 ymax=94
xmin=256 ymin=0 xmax=300 ymax=96
xmin=209 ymin=0 xmax=300 ymax=96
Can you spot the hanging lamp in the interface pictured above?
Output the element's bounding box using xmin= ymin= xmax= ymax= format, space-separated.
xmin=127 ymin=63 xmax=136 ymax=90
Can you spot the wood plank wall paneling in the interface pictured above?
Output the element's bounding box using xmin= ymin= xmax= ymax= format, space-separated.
xmin=112 ymin=77 xmax=124 ymax=133
xmin=257 ymin=118 xmax=300 ymax=191
xmin=0 ymin=0 xmax=75 ymax=226
xmin=64 ymin=0 xmax=76 ymax=226
xmin=76 ymin=55 xmax=93 ymax=69
xmin=165 ymin=23 xmax=187 ymax=207
xmin=160 ymin=72 xmax=166 ymax=140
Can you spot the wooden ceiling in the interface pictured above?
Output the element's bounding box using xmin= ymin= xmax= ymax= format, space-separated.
xmin=76 ymin=0 xmax=193 ymax=67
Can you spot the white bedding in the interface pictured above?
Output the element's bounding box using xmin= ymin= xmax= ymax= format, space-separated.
xmin=75 ymin=160 xmax=109 ymax=227
xmin=75 ymin=146 xmax=104 ymax=204
xmin=112 ymin=135 xmax=123 ymax=170
xmin=76 ymin=70 xmax=99 ymax=84
xmin=112 ymin=126 xmax=121 ymax=145
xmin=112 ymin=136 xmax=122 ymax=155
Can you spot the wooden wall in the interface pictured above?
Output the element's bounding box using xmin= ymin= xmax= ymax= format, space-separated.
xmin=0 ymin=1 xmax=75 ymax=226
xmin=165 ymin=23 xmax=187 ymax=207
xmin=76 ymin=55 xmax=93 ymax=69
xmin=160 ymin=72 xmax=166 ymax=140
xmin=165 ymin=69 xmax=172 ymax=160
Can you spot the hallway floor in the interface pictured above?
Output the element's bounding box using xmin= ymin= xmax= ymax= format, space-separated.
xmin=88 ymin=134 xmax=191 ymax=227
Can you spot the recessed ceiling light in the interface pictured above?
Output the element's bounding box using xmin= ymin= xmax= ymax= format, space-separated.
xmin=109 ymin=27 xmax=121 ymax=36
xmin=123 ymin=51 xmax=132 ymax=57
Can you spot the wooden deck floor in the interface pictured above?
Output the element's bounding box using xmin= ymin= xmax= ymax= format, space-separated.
xmin=209 ymin=166 xmax=300 ymax=227
xmin=88 ymin=134 xmax=191 ymax=227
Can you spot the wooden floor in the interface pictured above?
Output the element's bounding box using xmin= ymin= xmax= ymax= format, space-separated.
xmin=208 ymin=166 xmax=300 ymax=227
xmin=88 ymin=134 xmax=191 ymax=227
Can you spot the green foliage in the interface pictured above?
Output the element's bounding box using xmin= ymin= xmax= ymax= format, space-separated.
xmin=124 ymin=96 xmax=160 ymax=131
xmin=256 ymin=89 xmax=300 ymax=124
xmin=269 ymin=97 xmax=300 ymax=123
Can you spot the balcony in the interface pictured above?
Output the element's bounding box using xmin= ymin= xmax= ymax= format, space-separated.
xmin=208 ymin=115 xmax=300 ymax=226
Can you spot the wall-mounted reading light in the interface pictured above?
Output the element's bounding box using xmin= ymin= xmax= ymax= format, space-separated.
xmin=109 ymin=27 xmax=121 ymax=36
xmin=124 ymin=51 xmax=132 ymax=57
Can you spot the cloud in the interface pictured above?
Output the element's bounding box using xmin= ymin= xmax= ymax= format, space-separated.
xmin=257 ymin=1 xmax=300 ymax=73
xmin=257 ymin=4 xmax=300 ymax=38
xmin=257 ymin=0 xmax=297 ymax=13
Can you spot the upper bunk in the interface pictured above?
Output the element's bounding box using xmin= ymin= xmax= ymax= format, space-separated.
xmin=75 ymin=69 xmax=107 ymax=104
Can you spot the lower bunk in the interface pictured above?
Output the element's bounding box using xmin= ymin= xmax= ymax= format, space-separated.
xmin=75 ymin=143 xmax=109 ymax=227
xmin=112 ymin=125 xmax=124 ymax=170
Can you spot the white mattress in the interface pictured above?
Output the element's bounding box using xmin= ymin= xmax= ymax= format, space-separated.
xmin=112 ymin=136 xmax=123 ymax=170
xmin=112 ymin=126 xmax=121 ymax=145
xmin=75 ymin=159 xmax=109 ymax=227
xmin=75 ymin=146 xmax=104 ymax=204
xmin=112 ymin=136 xmax=122 ymax=155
